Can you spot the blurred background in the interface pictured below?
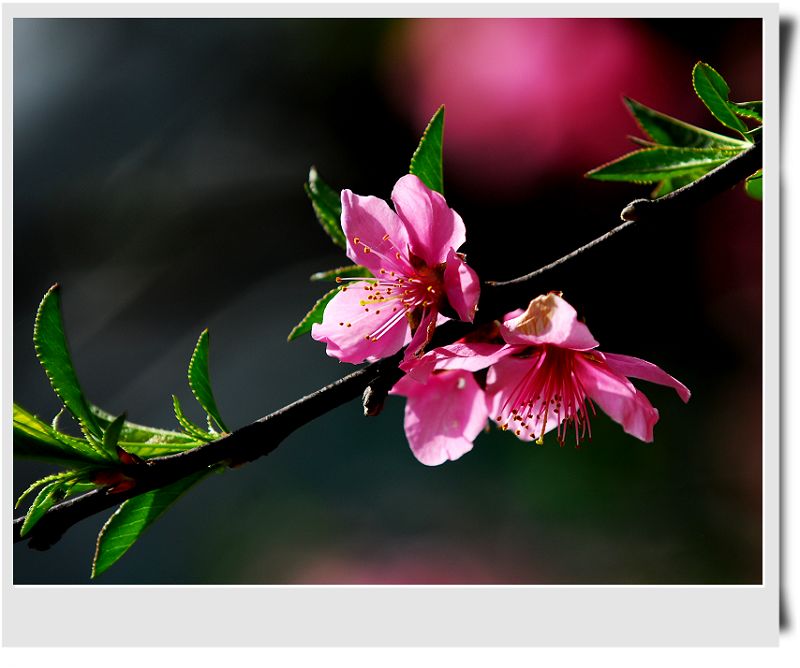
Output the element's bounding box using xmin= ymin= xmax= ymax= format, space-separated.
xmin=13 ymin=18 xmax=762 ymax=584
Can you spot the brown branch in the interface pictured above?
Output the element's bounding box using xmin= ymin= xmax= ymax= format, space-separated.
xmin=14 ymin=142 xmax=761 ymax=550
xmin=15 ymin=357 xmax=391 ymax=548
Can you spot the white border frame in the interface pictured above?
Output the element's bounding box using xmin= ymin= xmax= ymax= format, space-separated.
xmin=2 ymin=3 xmax=780 ymax=647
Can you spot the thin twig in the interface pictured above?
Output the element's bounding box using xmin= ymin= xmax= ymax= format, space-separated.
xmin=485 ymin=141 xmax=761 ymax=288
xmin=13 ymin=142 xmax=761 ymax=549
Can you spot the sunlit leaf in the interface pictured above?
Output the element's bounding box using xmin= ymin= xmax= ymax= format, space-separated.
xmin=172 ymin=395 xmax=213 ymax=442
xmin=624 ymin=97 xmax=748 ymax=149
xmin=745 ymin=169 xmax=763 ymax=200
xmin=650 ymin=171 xmax=707 ymax=198
xmin=90 ymin=405 xmax=201 ymax=458
xmin=310 ymin=265 xmax=372 ymax=282
xmin=409 ymin=105 xmax=445 ymax=195
xmin=287 ymin=287 xmax=339 ymax=341
xmin=13 ymin=403 xmax=109 ymax=465
xmin=585 ymin=146 xmax=740 ymax=184
xmin=692 ymin=62 xmax=750 ymax=138
xmin=33 ymin=285 xmax=105 ymax=447
xmin=20 ymin=480 xmax=62 ymax=537
xmin=15 ymin=470 xmax=75 ymax=509
xmin=91 ymin=471 xmax=207 ymax=577
xmin=731 ymin=100 xmax=763 ymax=123
xmin=305 ymin=167 xmax=345 ymax=249
xmin=188 ymin=329 xmax=229 ymax=434
xmin=101 ymin=413 xmax=126 ymax=459
xmin=90 ymin=405 xmax=197 ymax=445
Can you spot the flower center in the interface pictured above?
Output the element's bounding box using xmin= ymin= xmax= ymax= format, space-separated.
xmin=335 ymin=235 xmax=444 ymax=343
xmin=495 ymin=346 xmax=595 ymax=446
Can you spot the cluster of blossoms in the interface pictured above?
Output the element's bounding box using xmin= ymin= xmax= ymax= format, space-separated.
xmin=312 ymin=175 xmax=689 ymax=466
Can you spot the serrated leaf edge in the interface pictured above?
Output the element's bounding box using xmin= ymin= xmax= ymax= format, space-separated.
xmin=187 ymin=329 xmax=229 ymax=434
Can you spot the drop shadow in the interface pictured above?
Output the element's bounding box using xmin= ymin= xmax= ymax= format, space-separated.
xmin=779 ymin=15 xmax=794 ymax=633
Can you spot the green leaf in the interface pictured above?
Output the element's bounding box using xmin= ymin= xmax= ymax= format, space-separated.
xmin=188 ymin=329 xmax=229 ymax=434
xmin=746 ymin=126 xmax=762 ymax=143
xmin=101 ymin=413 xmax=126 ymax=458
xmin=15 ymin=471 xmax=75 ymax=509
xmin=91 ymin=471 xmax=207 ymax=577
xmin=731 ymin=100 xmax=763 ymax=123
xmin=310 ymin=265 xmax=372 ymax=282
xmin=172 ymin=395 xmax=213 ymax=442
xmin=89 ymin=405 xmax=201 ymax=458
xmin=33 ymin=285 xmax=105 ymax=444
xmin=585 ymin=146 xmax=741 ymax=184
xmin=745 ymin=169 xmax=763 ymax=200
xmin=287 ymin=287 xmax=340 ymax=341
xmin=623 ymin=97 xmax=748 ymax=149
xmin=305 ymin=167 xmax=346 ymax=249
xmin=650 ymin=171 xmax=706 ymax=198
xmin=62 ymin=481 xmax=97 ymax=498
xmin=409 ymin=105 xmax=445 ymax=195
xmin=692 ymin=62 xmax=750 ymax=137
xmin=13 ymin=404 xmax=110 ymax=465
xmin=20 ymin=480 xmax=62 ymax=537
xmin=90 ymin=405 xmax=197 ymax=445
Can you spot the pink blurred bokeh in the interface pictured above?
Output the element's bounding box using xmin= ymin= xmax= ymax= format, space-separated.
xmin=387 ymin=18 xmax=689 ymax=195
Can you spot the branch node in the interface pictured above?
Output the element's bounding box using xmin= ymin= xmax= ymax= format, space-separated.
xmin=620 ymin=198 xmax=650 ymax=222
xmin=362 ymin=384 xmax=387 ymax=416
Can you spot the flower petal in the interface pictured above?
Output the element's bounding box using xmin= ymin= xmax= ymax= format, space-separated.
xmin=575 ymin=355 xmax=659 ymax=442
xmin=391 ymin=174 xmax=466 ymax=265
xmin=391 ymin=370 xmax=488 ymax=466
xmin=311 ymin=283 xmax=410 ymax=363
xmin=443 ymin=248 xmax=480 ymax=322
xmin=341 ymin=189 xmax=412 ymax=275
xmin=601 ymin=352 xmax=691 ymax=402
xmin=400 ymin=341 xmax=512 ymax=383
xmin=500 ymin=293 xmax=598 ymax=350
xmin=485 ymin=355 xmax=562 ymax=440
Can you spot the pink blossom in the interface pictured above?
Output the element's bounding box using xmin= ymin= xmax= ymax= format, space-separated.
xmin=311 ymin=174 xmax=480 ymax=364
xmin=390 ymin=368 xmax=488 ymax=466
xmin=484 ymin=293 xmax=690 ymax=444
xmin=390 ymin=316 xmax=523 ymax=465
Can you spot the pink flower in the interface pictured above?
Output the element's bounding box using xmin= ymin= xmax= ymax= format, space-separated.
xmin=311 ymin=174 xmax=480 ymax=364
xmin=484 ymin=293 xmax=690 ymax=444
xmin=389 ymin=316 xmax=516 ymax=466
xmin=390 ymin=368 xmax=488 ymax=466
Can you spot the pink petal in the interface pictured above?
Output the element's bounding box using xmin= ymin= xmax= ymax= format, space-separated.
xmin=443 ymin=248 xmax=480 ymax=322
xmin=341 ymin=189 xmax=412 ymax=275
xmin=601 ymin=352 xmax=691 ymax=403
xmin=574 ymin=355 xmax=659 ymax=442
xmin=500 ymin=293 xmax=598 ymax=350
xmin=311 ymin=283 xmax=410 ymax=363
xmin=391 ymin=174 xmax=466 ymax=265
xmin=400 ymin=341 xmax=512 ymax=383
xmin=485 ymin=355 xmax=562 ymax=440
xmin=391 ymin=370 xmax=488 ymax=466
